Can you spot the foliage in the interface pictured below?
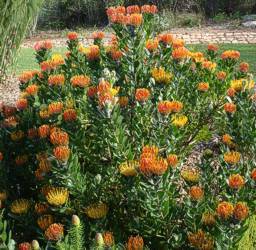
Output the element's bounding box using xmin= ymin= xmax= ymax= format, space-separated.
xmin=0 ymin=4 xmax=256 ymax=249
xmin=0 ymin=0 xmax=43 ymax=83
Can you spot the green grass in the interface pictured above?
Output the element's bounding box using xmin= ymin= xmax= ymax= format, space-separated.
xmin=13 ymin=44 xmax=256 ymax=75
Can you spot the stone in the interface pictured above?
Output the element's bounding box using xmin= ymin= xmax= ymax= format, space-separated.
xmin=242 ymin=21 xmax=256 ymax=28
xmin=242 ymin=15 xmax=256 ymax=22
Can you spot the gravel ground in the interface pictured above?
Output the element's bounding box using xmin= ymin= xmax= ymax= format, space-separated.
xmin=0 ymin=76 xmax=20 ymax=106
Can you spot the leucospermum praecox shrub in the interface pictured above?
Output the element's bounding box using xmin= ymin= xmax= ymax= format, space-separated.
xmin=0 ymin=4 xmax=256 ymax=249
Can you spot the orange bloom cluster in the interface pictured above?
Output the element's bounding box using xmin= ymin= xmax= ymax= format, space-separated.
xmin=48 ymin=74 xmax=65 ymax=86
xmin=190 ymin=52 xmax=204 ymax=63
xmin=189 ymin=186 xmax=204 ymax=201
xmin=172 ymin=47 xmax=189 ymax=60
xmin=222 ymin=134 xmax=232 ymax=145
xmin=27 ymin=128 xmax=38 ymax=139
xmin=127 ymin=235 xmax=144 ymax=250
xmin=40 ymin=55 xmax=65 ymax=71
xmin=239 ymin=62 xmax=249 ymax=73
xmin=197 ymin=82 xmax=209 ymax=92
xmin=139 ymin=145 xmax=168 ymax=175
xmin=71 ymin=75 xmax=90 ymax=88
xmin=227 ymin=88 xmax=236 ymax=97
xmin=167 ymin=154 xmax=178 ymax=168
xmin=53 ymin=146 xmax=70 ymax=162
xmin=35 ymin=202 xmax=49 ymax=215
xmin=38 ymin=214 xmax=54 ymax=230
xmin=67 ymin=32 xmax=78 ymax=40
xmin=16 ymin=98 xmax=28 ymax=110
xmin=216 ymin=201 xmax=234 ymax=219
xmin=158 ymin=33 xmax=173 ymax=45
xmin=188 ymin=230 xmax=214 ymax=250
xmin=216 ymin=71 xmax=227 ymax=80
xmin=34 ymin=40 xmax=52 ymax=51
xmin=50 ymin=130 xmax=69 ymax=146
xmin=172 ymin=39 xmax=185 ymax=49
xmin=158 ymin=101 xmax=183 ymax=115
xmin=48 ymin=102 xmax=63 ymax=115
xmin=202 ymin=212 xmax=216 ymax=226
xmin=45 ymin=223 xmax=64 ymax=241
xmin=38 ymin=125 xmax=50 ymax=138
xmin=221 ymin=50 xmax=240 ymax=60
xmin=0 ymin=152 xmax=3 ymax=161
xmin=118 ymin=96 xmax=129 ymax=107
xmin=202 ymin=60 xmax=216 ymax=71
xmin=207 ymin=44 xmax=218 ymax=52
xmin=141 ymin=5 xmax=158 ymax=14
xmin=145 ymin=38 xmax=159 ymax=52
xmin=86 ymin=45 xmax=100 ymax=61
xmin=109 ymin=47 xmax=123 ymax=61
xmin=11 ymin=130 xmax=24 ymax=141
xmin=224 ymin=151 xmax=241 ymax=164
xmin=224 ymin=103 xmax=236 ymax=113
xmin=228 ymin=174 xmax=245 ymax=189
xmin=15 ymin=155 xmax=28 ymax=166
xmin=63 ymin=109 xmax=77 ymax=122
xmin=87 ymin=86 xmax=98 ymax=98
xmin=19 ymin=70 xmax=39 ymax=83
xmin=135 ymin=88 xmax=150 ymax=102
xmin=18 ymin=242 xmax=31 ymax=250
xmin=26 ymin=84 xmax=39 ymax=95
xmin=92 ymin=31 xmax=105 ymax=40
xmin=103 ymin=231 xmax=114 ymax=247
xmin=234 ymin=202 xmax=249 ymax=220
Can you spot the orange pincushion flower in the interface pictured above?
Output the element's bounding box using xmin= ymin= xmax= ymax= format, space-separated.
xmin=158 ymin=33 xmax=173 ymax=44
xmin=129 ymin=14 xmax=143 ymax=26
xmin=228 ymin=174 xmax=245 ymax=189
xmin=110 ymin=48 xmax=123 ymax=61
xmin=15 ymin=155 xmax=28 ymax=166
xmin=48 ymin=102 xmax=63 ymax=115
xmin=227 ymin=88 xmax=236 ymax=97
xmin=141 ymin=5 xmax=158 ymax=14
xmin=222 ymin=134 xmax=232 ymax=145
xmin=26 ymin=84 xmax=39 ymax=95
xmin=51 ymin=54 xmax=65 ymax=68
xmin=142 ymin=145 xmax=159 ymax=155
xmin=234 ymin=202 xmax=249 ymax=221
xmin=39 ymin=159 xmax=51 ymax=173
xmin=207 ymin=44 xmax=218 ymax=51
xmin=202 ymin=60 xmax=216 ymax=71
xmin=216 ymin=201 xmax=234 ymax=219
xmin=35 ymin=202 xmax=49 ymax=214
xmin=217 ymin=71 xmax=227 ymax=80
xmin=126 ymin=5 xmax=140 ymax=14
xmin=97 ymin=80 xmax=111 ymax=93
xmin=172 ymin=47 xmax=189 ymax=60
xmin=19 ymin=71 xmax=34 ymax=83
xmin=67 ymin=32 xmax=78 ymax=40
xmin=53 ymin=146 xmax=70 ymax=162
xmin=38 ymin=214 xmax=54 ymax=230
xmin=40 ymin=61 xmax=52 ymax=71
xmin=202 ymin=212 xmax=216 ymax=226
xmin=27 ymin=128 xmax=38 ymax=139
xmin=167 ymin=154 xmax=178 ymax=167
xmin=158 ymin=101 xmax=183 ymax=114
xmin=45 ymin=223 xmax=64 ymax=241
xmin=16 ymin=98 xmax=28 ymax=110
xmin=63 ymin=109 xmax=77 ymax=122
xmin=86 ymin=45 xmax=100 ymax=61
xmin=11 ymin=130 xmax=24 ymax=141
xmin=2 ymin=105 xmax=16 ymax=117
xmin=172 ymin=39 xmax=185 ymax=49
xmin=189 ymin=52 xmax=204 ymax=63
xmin=0 ymin=152 xmax=3 ymax=161
xmin=38 ymin=125 xmax=50 ymax=138
xmin=224 ymin=103 xmax=236 ymax=113
xmin=239 ymin=62 xmax=249 ymax=73
xmin=150 ymin=158 xmax=168 ymax=175
xmin=87 ymin=86 xmax=98 ymax=98
xmin=119 ymin=96 xmax=129 ymax=107
xmin=188 ymin=230 xmax=214 ymax=250
xmin=127 ymin=235 xmax=144 ymax=250
xmin=135 ymin=88 xmax=150 ymax=102
xmin=18 ymin=242 xmax=31 ymax=250
xmin=197 ymin=82 xmax=209 ymax=92
xmin=145 ymin=39 xmax=159 ymax=52
xmin=189 ymin=186 xmax=204 ymax=201
xmin=103 ymin=231 xmax=114 ymax=247
xmin=221 ymin=50 xmax=240 ymax=60
xmin=50 ymin=130 xmax=69 ymax=146
xmin=92 ymin=31 xmax=105 ymax=40
xmin=34 ymin=40 xmax=52 ymax=51
xmin=48 ymin=74 xmax=65 ymax=86
xmin=224 ymin=151 xmax=241 ymax=164
xmin=251 ymin=168 xmax=256 ymax=181
xmin=71 ymin=75 xmax=90 ymax=88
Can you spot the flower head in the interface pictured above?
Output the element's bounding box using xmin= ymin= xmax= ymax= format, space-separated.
xmin=46 ymin=187 xmax=69 ymax=206
xmin=222 ymin=134 xmax=233 ymax=145
xmin=158 ymin=101 xmax=183 ymax=115
xmin=48 ymin=102 xmax=63 ymax=115
xmin=234 ymin=202 xmax=249 ymax=221
xmin=118 ymin=96 xmax=129 ymax=107
xmin=38 ymin=125 xmax=50 ymax=138
xmin=126 ymin=5 xmax=140 ymax=14
xmin=85 ymin=203 xmax=108 ymax=219
xmin=224 ymin=103 xmax=236 ymax=113
xmin=67 ymin=32 xmax=78 ymax=40
xmin=103 ymin=231 xmax=114 ymax=247
xmin=86 ymin=45 xmax=100 ymax=61
xmin=171 ymin=114 xmax=188 ymax=127
xmin=16 ymin=98 xmax=28 ymax=110
xmin=224 ymin=151 xmax=241 ymax=164
xmin=167 ymin=154 xmax=178 ymax=168
xmin=26 ymin=84 xmax=39 ymax=95
xmin=221 ymin=50 xmax=240 ymax=60
xmin=251 ymin=168 xmax=256 ymax=181
xmin=50 ymin=130 xmax=69 ymax=146
xmin=216 ymin=71 xmax=227 ymax=80
xmin=145 ymin=38 xmax=159 ymax=52
xmin=151 ymin=67 xmax=172 ymax=84
xmin=11 ymin=130 xmax=24 ymax=141
xmin=181 ymin=168 xmax=200 ymax=183
xmin=10 ymin=199 xmax=30 ymax=214
xmin=127 ymin=235 xmax=144 ymax=250
xmin=188 ymin=230 xmax=214 ymax=250
xmin=63 ymin=109 xmax=77 ymax=122
xmin=48 ymin=74 xmax=65 ymax=86
xmin=15 ymin=155 xmax=28 ymax=166
xmin=228 ymin=174 xmax=245 ymax=189
xmin=35 ymin=202 xmax=49 ymax=214
xmin=119 ymin=161 xmax=138 ymax=176
xmin=202 ymin=60 xmax=216 ymax=71
xmin=158 ymin=33 xmax=173 ymax=44
xmin=198 ymin=82 xmax=209 ymax=92
xmin=34 ymin=40 xmax=52 ymax=51
xmin=172 ymin=47 xmax=189 ymax=60
xmin=189 ymin=186 xmax=204 ymax=201
xmin=202 ymin=212 xmax=216 ymax=226
xmin=92 ymin=31 xmax=105 ymax=40
xmin=71 ymin=75 xmax=90 ymax=88
xmin=239 ymin=62 xmax=249 ymax=73
xmin=129 ymin=14 xmax=143 ymax=26
xmin=216 ymin=201 xmax=234 ymax=219
xmin=37 ymin=214 xmax=54 ymax=230
xmin=45 ymin=223 xmax=64 ymax=241
xmin=18 ymin=242 xmax=31 ymax=250
xmin=135 ymin=88 xmax=150 ymax=102
xmin=141 ymin=5 xmax=158 ymax=14
xmin=207 ymin=44 xmax=218 ymax=52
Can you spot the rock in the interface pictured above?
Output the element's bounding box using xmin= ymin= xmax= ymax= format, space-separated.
xmin=242 ymin=21 xmax=256 ymax=28
xmin=242 ymin=15 xmax=256 ymax=22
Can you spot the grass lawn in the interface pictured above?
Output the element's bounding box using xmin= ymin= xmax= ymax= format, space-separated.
xmin=13 ymin=44 xmax=256 ymax=75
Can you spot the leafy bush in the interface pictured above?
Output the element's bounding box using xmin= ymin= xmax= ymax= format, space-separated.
xmin=0 ymin=4 xmax=256 ymax=249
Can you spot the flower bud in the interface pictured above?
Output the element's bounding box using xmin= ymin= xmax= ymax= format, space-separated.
xmin=95 ymin=233 xmax=105 ymax=247
xmin=31 ymin=240 xmax=40 ymax=250
xmin=72 ymin=215 xmax=80 ymax=226
xmin=95 ymin=174 xmax=102 ymax=184
xmin=203 ymin=149 xmax=213 ymax=159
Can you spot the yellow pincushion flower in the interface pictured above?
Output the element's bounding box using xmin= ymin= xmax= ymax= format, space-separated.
xmin=171 ymin=114 xmax=188 ymax=127
xmin=10 ymin=199 xmax=30 ymax=214
xmin=46 ymin=187 xmax=69 ymax=206
xmin=151 ymin=67 xmax=172 ymax=84
xmin=119 ymin=160 xmax=138 ymax=176
xmin=85 ymin=203 xmax=108 ymax=219
xmin=181 ymin=168 xmax=200 ymax=183
xmin=224 ymin=151 xmax=241 ymax=164
xmin=230 ymin=79 xmax=254 ymax=92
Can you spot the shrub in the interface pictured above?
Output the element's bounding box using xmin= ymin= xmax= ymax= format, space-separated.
xmin=0 ymin=4 xmax=256 ymax=249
